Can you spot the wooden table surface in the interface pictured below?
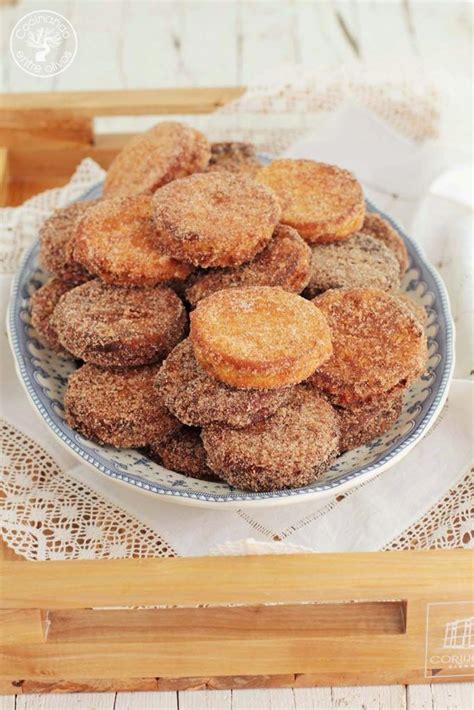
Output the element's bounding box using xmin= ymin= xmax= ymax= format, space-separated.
xmin=1 ymin=1 xmax=472 ymax=708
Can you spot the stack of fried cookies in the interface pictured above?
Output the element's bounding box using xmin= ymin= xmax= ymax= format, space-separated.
xmin=30 ymin=121 xmax=428 ymax=492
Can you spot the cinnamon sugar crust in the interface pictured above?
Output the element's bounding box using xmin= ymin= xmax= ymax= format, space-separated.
xmin=152 ymin=172 xmax=281 ymax=268
xmin=149 ymin=426 xmax=219 ymax=481
xmin=156 ymin=339 xmax=294 ymax=428
xmin=310 ymin=288 xmax=428 ymax=406
xmin=30 ymin=278 xmax=72 ymax=352
xmin=51 ymin=279 xmax=187 ymax=367
xmin=39 ymin=200 xmax=98 ymax=284
xmin=65 ymin=363 xmax=179 ymax=448
xmin=185 ymin=224 xmax=311 ymax=306
xmin=305 ymin=233 xmax=400 ymax=297
xmin=336 ymin=394 xmax=403 ymax=451
xmin=190 ymin=286 xmax=333 ymax=389
xmin=74 ymin=194 xmax=192 ymax=287
xmin=255 ymin=159 xmax=365 ymax=243
xmin=104 ymin=121 xmax=211 ymax=198
xmin=202 ymin=385 xmax=340 ymax=492
xmin=207 ymin=141 xmax=261 ymax=178
xmin=360 ymin=212 xmax=409 ymax=275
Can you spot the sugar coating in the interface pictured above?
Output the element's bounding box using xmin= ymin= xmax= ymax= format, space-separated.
xmin=207 ymin=141 xmax=261 ymax=178
xmin=74 ymin=194 xmax=192 ymax=287
xmin=156 ymin=339 xmax=294 ymax=428
xmin=39 ymin=200 xmax=98 ymax=284
xmin=361 ymin=213 xmax=409 ymax=275
xmin=148 ymin=426 xmax=218 ymax=481
xmin=190 ymin=286 xmax=332 ymax=389
xmin=255 ymin=159 xmax=365 ymax=243
xmin=152 ymin=172 xmax=281 ymax=268
xmin=104 ymin=121 xmax=211 ymax=198
xmin=310 ymin=288 xmax=428 ymax=406
xmin=305 ymin=233 xmax=400 ymax=297
xmin=65 ymin=363 xmax=180 ymax=449
xmin=51 ymin=279 xmax=187 ymax=368
xmin=185 ymin=224 xmax=311 ymax=306
xmin=396 ymin=292 xmax=428 ymax=329
xmin=336 ymin=393 xmax=403 ymax=452
xmin=202 ymin=385 xmax=340 ymax=492
xmin=30 ymin=278 xmax=72 ymax=352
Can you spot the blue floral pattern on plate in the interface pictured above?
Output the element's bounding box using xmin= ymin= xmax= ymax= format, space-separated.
xmin=7 ymin=181 xmax=455 ymax=506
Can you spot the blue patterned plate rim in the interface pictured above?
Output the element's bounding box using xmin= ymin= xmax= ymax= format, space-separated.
xmin=7 ymin=180 xmax=455 ymax=507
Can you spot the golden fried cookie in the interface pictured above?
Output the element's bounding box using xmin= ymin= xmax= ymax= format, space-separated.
xmin=156 ymin=339 xmax=294 ymax=427
xmin=207 ymin=141 xmax=261 ymax=178
xmin=149 ymin=426 xmax=218 ymax=481
xmin=65 ymin=363 xmax=179 ymax=448
xmin=51 ymin=280 xmax=187 ymax=367
xmin=255 ymin=159 xmax=365 ymax=243
xmin=396 ymin=292 xmax=428 ymax=329
xmin=310 ymin=288 xmax=428 ymax=406
xmin=185 ymin=224 xmax=311 ymax=306
xmin=152 ymin=172 xmax=281 ymax=268
xmin=360 ymin=212 xmax=409 ymax=274
xmin=103 ymin=121 xmax=211 ymax=198
xmin=305 ymin=233 xmax=400 ymax=297
xmin=202 ymin=385 xmax=340 ymax=492
xmin=74 ymin=194 xmax=192 ymax=287
xmin=336 ymin=394 xmax=403 ymax=452
xmin=39 ymin=200 xmax=98 ymax=284
xmin=30 ymin=278 xmax=72 ymax=352
xmin=190 ymin=286 xmax=332 ymax=389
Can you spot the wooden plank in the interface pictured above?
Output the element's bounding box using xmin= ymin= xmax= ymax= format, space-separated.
xmin=0 ymin=696 xmax=14 ymax=710
xmin=0 ymin=610 xmax=44 ymax=644
xmin=179 ymin=690 xmax=231 ymax=710
xmin=0 ymin=551 xmax=470 ymax=609
xmin=15 ymin=693 xmax=116 ymax=709
xmin=232 ymin=688 xmax=295 ymax=709
xmin=292 ymin=687 xmax=332 ymax=709
xmin=408 ymin=683 xmax=474 ymax=710
xmin=0 ymin=88 xmax=245 ymax=117
xmin=0 ymin=110 xmax=93 ymax=149
xmin=42 ymin=602 xmax=406 ymax=645
xmin=0 ymin=147 xmax=8 ymax=207
xmin=114 ymin=692 xmax=178 ymax=710
xmin=331 ymin=685 xmax=407 ymax=709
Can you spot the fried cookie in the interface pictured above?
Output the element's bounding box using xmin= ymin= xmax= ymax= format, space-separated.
xmin=202 ymin=385 xmax=340 ymax=492
xmin=103 ymin=121 xmax=211 ymax=198
xmin=207 ymin=141 xmax=261 ymax=178
xmin=185 ymin=224 xmax=311 ymax=306
xmin=152 ymin=172 xmax=281 ymax=268
xmin=149 ymin=426 xmax=218 ymax=481
xmin=65 ymin=363 xmax=179 ymax=448
xmin=39 ymin=200 xmax=98 ymax=284
xmin=190 ymin=286 xmax=332 ymax=389
xmin=310 ymin=288 xmax=428 ymax=406
xmin=30 ymin=278 xmax=72 ymax=352
xmin=74 ymin=194 xmax=192 ymax=287
xmin=305 ymin=233 xmax=400 ymax=297
xmin=336 ymin=394 xmax=403 ymax=452
xmin=255 ymin=159 xmax=365 ymax=243
xmin=396 ymin=292 xmax=428 ymax=329
xmin=361 ymin=212 xmax=409 ymax=274
xmin=51 ymin=279 xmax=187 ymax=367
xmin=156 ymin=339 xmax=294 ymax=428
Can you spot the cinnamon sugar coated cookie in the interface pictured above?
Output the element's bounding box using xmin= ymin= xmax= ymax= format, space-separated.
xmin=305 ymin=233 xmax=400 ymax=297
xmin=152 ymin=172 xmax=281 ymax=268
xmin=337 ymin=394 xmax=403 ymax=452
xmin=185 ymin=224 xmax=311 ymax=306
xmin=30 ymin=278 xmax=71 ymax=352
xmin=74 ymin=194 xmax=192 ymax=287
xmin=255 ymin=159 xmax=365 ymax=243
xmin=103 ymin=121 xmax=211 ymax=197
xmin=190 ymin=286 xmax=332 ymax=389
xmin=310 ymin=288 xmax=428 ymax=406
xmin=51 ymin=280 xmax=187 ymax=367
xmin=65 ymin=363 xmax=180 ymax=448
xmin=361 ymin=212 xmax=409 ymax=274
xmin=149 ymin=427 xmax=218 ymax=481
xmin=396 ymin=292 xmax=428 ymax=329
xmin=207 ymin=141 xmax=261 ymax=178
xmin=202 ymin=386 xmax=340 ymax=491
xmin=39 ymin=200 xmax=98 ymax=284
xmin=156 ymin=339 xmax=294 ymax=427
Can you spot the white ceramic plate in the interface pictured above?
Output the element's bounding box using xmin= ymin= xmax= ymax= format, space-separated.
xmin=8 ymin=184 xmax=455 ymax=507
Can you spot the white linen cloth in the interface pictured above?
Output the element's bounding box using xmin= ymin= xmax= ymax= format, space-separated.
xmin=0 ymin=106 xmax=472 ymax=560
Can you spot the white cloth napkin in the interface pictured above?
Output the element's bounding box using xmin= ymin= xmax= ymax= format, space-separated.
xmin=1 ymin=107 xmax=472 ymax=558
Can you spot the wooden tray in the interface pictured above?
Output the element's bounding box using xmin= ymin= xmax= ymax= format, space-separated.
xmin=0 ymin=89 xmax=472 ymax=695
